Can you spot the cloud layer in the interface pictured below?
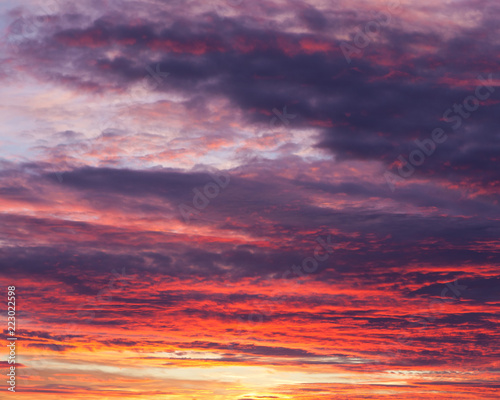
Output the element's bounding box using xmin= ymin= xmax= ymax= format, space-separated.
xmin=0 ymin=0 xmax=499 ymax=399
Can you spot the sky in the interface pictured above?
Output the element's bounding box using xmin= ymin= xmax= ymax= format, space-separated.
xmin=0 ymin=0 xmax=499 ymax=399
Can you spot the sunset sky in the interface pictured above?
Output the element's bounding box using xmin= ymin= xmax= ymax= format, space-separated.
xmin=1 ymin=0 xmax=499 ymax=399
